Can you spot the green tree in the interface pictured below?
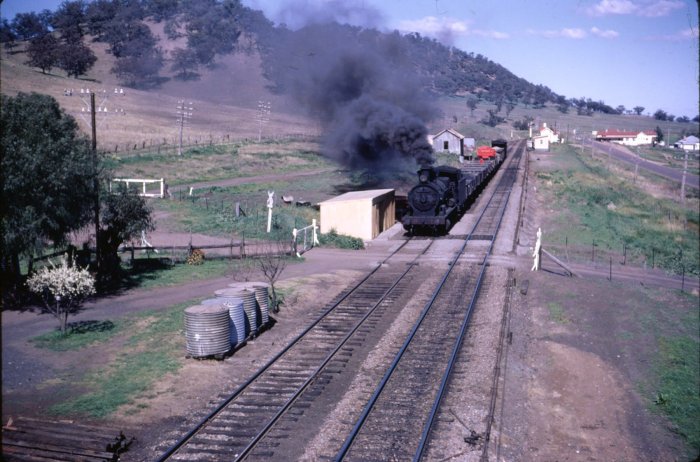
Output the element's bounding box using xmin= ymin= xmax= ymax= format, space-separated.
xmin=466 ymin=96 xmax=478 ymax=117
xmin=1 ymin=93 xmax=96 ymax=283
xmin=58 ymin=39 xmax=97 ymax=78
xmin=171 ymin=47 xmax=200 ymax=80
xmin=10 ymin=11 xmax=50 ymax=41
xmin=26 ymin=33 xmax=60 ymax=73
xmin=480 ymin=109 xmax=504 ymax=127
xmin=0 ymin=18 xmax=18 ymax=52
xmin=112 ymin=47 xmax=164 ymax=87
xmin=505 ymin=101 xmax=517 ymax=117
xmin=51 ymin=0 xmax=87 ymax=42
xmin=633 ymin=106 xmax=645 ymax=115
xmin=654 ymin=109 xmax=668 ymax=121
xmin=98 ymin=183 xmax=154 ymax=276
xmin=655 ymin=126 xmax=664 ymax=143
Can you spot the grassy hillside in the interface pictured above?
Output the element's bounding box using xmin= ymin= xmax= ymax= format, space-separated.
xmin=2 ymin=30 xmax=696 ymax=154
xmin=0 ymin=39 xmax=318 ymax=151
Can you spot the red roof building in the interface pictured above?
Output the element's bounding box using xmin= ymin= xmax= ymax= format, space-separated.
xmin=594 ymin=129 xmax=657 ymax=146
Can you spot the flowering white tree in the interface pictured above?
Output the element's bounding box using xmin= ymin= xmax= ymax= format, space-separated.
xmin=27 ymin=256 xmax=96 ymax=335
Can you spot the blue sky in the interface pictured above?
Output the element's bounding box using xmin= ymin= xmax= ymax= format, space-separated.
xmin=3 ymin=0 xmax=698 ymax=117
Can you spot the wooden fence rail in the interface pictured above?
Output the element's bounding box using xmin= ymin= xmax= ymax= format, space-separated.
xmin=31 ymin=240 xmax=295 ymax=268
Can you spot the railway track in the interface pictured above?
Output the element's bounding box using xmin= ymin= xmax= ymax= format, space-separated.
xmin=157 ymin=238 xmax=434 ymax=461
xmin=157 ymin=141 xmax=525 ymax=462
xmin=334 ymin=142 xmax=524 ymax=461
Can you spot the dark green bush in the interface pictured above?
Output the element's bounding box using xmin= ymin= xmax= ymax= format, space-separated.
xmin=318 ymin=229 xmax=364 ymax=250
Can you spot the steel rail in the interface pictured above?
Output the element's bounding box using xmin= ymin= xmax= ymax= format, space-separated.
xmin=156 ymin=238 xmax=417 ymax=461
xmin=233 ymin=261 xmax=417 ymax=461
xmin=157 ymin=236 xmax=438 ymax=461
xmin=413 ymin=145 xmax=522 ymax=460
xmin=233 ymin=238 xmax=439 ymax=460
xmin=480 ymin=269 xmax=515 ymax=462
xmin=334 ymin=144 xmax=521 ymax=461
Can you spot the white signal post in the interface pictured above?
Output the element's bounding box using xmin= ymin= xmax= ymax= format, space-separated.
xmin=266 ymin=190 xmax=275 ymax=233
xmin=531 ymin=227 xmax=542 ymax=271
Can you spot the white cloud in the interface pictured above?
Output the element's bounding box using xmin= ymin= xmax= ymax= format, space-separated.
xmin=587 ymin=0 xmax=637 ymax=16
xmin=586 ymin=0 xmax=684 ymax=17
xmin=396 ymin=16 xmax=508 ymax=40
xmin=636 ymin=0 xmax=685 ymax=17
xmin=527 ymin=28 xmax=587 ymax=39
xmin=471 ymin=29 xmax=510 ymax=39
xmin=590 ymin=26 xmax=620 ymax=38
xmin=647 ymin=27 xmax=699 ymax=40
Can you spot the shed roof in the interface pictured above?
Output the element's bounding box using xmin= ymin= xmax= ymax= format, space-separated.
xmin=432 ymin=128 xmax=465 ymax=139
xmin=320 ymin=189 xmax=394 ymax=204
xmin=677 ymin=135 xmax=699 ymax=144
xmin=596 ymin=129 xmax=656 ymax=138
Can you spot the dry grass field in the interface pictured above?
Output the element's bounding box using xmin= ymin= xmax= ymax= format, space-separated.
xmin=0 ymin=37 xmax=319 ymax=152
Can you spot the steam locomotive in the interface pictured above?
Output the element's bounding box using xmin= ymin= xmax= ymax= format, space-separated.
xmin=401 ymin=139 xmax=507 ymax=235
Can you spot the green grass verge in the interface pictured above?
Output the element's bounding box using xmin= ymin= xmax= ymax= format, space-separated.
xmin=652 ymin=335 xmax=700 ymax=451
xmin=536 ymin=144 xmax=699 ymax=275
xmin=154 ymin=181 xmax=324 ymax=240
xmin=105 ymin=141 xmax=333 ymax=186
xmin=48 ymin=300 xmax=194 ymax=418
xmin=546 ymin=302 xmax=568 ymax=324
xmin=30 ymin=320 xmax=126 ymax=351
xmin=49 ymin=350 xmax=181 ymax=418
xmin=123 ymin=258 xmax=239 ymax=289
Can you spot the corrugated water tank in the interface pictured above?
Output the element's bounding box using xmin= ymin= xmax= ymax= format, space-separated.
xmin=200 ymin=298 xmax=246 ymax=347
xmin=184 ymin=304 xmax=231 ymax=358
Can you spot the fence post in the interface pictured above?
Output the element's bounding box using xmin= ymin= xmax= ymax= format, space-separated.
xmin=292 ymin=228 xmax=299 ymax=257
xmin=591 ymin=240 xmax=596 ymax=262
xmin=312 ymin=218 xmax=319 ymax=246
xmin=652 ymin=248 xmax=655 ymax=269
xmin=623 ymin=242 xmax=627 ymax=265
xmin=609 ymin=257 xmax=612 ymax=281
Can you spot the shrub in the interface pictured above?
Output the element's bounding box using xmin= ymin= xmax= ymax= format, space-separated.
xmin=318 ymin=229 xmax=364 ymax=250
xmin=27 ymin=256 xmax=96 ymax=335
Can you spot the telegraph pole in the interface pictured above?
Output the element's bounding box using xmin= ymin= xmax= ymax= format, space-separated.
xmin=680 ymin=149 xmax=688 ymax=205
xmin=91 ymin=92 xmax=101 ymax=276
xmin=257 ymin=100 xmax=270 ymax=141
xmin=176 ymin=100 xmax=193 ymax=155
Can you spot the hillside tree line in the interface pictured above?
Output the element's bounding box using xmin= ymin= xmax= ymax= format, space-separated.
xmin=2 ymin=0 xmax=697 ymax=121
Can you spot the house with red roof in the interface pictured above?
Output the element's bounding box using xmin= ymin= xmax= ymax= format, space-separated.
xmin=593 ymin=129 xmax=657 ymax=146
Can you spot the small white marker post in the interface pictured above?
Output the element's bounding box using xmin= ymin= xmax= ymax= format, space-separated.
xmin=266 ymin=190 xmax=275 ymax=233
xmin=531 ymin=227 xmax=542 ymax=271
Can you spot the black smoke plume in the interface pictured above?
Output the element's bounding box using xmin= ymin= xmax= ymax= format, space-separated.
xmin=268 ymin=16 xmax=438 ymax=170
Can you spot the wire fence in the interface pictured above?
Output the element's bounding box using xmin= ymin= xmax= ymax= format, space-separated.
xmin=542 ymin=238 xmax=696 ymax=283
xmin=104 ymin=133 xmax=319 ymax=157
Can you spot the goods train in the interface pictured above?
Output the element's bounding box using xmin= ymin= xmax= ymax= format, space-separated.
xmin=402 ymin=139 xmax=507 ymax=235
